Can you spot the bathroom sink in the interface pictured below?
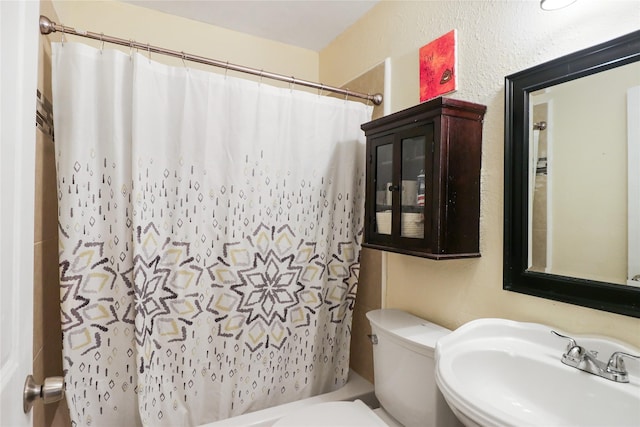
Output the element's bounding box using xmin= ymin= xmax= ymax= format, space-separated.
xmin=435 ymin=319 xmax=640 ymax=427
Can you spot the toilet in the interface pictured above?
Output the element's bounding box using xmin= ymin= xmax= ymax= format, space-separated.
xmin=273 ymin=309 xmax=462 ymax=427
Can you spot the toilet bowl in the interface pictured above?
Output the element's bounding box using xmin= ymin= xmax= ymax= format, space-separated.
xmin=272 ymin=309 xmax=461 ymax=427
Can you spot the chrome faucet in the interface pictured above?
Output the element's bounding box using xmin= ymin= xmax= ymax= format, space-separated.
xmin=551 ymin=331 xmax=640 ymax=383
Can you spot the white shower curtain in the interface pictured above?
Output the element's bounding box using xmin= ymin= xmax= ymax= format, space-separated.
xmin=53 ymin=42 xmax=371 ymax=426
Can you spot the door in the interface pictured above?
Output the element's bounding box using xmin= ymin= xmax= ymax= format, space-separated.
xmin=0 ymin=0 xmax=39 ymax=425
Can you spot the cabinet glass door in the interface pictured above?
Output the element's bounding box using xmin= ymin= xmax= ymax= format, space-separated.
xmin=400 ymin=136 xmax=426 ymax=239
xmin=375 ymin=143 xmax=393 ymax=235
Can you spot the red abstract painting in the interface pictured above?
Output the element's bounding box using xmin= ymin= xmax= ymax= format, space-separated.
xmin=420 ymin=30 xmax=457 ymax=102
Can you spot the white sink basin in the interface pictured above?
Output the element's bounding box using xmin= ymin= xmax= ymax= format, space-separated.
xmin=435 ymin=319 xmax=640 ymax=427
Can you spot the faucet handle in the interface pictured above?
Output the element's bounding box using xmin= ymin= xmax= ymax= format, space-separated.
xmin=606 ymin=351 xmax=640 ymax=377
xmin=551 ymin=330 xmax=588 ymax=363
xmin=551 ymin=330 xmax=579 ymax=351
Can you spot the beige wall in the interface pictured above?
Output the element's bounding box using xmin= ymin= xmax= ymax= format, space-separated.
xmin=549 ymin=62 xmax=639 ymax=284
xmin=321 ymin=1 xmax=640 ymax=346
xmin=50 ymin=0 xmax=319 ymax=85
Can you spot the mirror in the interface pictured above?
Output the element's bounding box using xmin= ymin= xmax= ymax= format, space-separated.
xmin=504 ymin=30 xmax=640 ymax=318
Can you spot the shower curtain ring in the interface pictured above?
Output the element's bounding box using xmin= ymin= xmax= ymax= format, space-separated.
xmin=344 ymin=89 xmax=349 ymax=102
xmin=289 ymin=76 xmax=295 ymax=93
xmin=60 ymin=28 xmax=66 ymax=46
xmin=181 ymin=51 xmax=187 ymax=68
xmin=224 ymin=61 xmax=229 ymax=79
xmin=99 ymin=33 xmax=104 ymax=54
xmin=259 ymin=69 xmax=264 ymax=85
xmin=128 ymin=40 xmax=134 ymax=58
xmin=147 ymin=43 xmax=151 ymax=63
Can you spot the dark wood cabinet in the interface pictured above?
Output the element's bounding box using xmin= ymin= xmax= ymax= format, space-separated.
xmin=361 ymin=97 xmax=486 ymax=259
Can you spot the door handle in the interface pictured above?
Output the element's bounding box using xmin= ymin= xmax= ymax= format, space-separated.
xmin=23 ymin=375 xmax=64 ymax=413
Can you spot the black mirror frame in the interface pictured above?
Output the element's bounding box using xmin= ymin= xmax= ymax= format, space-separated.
xmin=504 ymin=30 xmax=640 ymax=318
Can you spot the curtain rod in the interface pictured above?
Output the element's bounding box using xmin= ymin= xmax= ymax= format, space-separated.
xmin=39 ymin=16 xmax=383 ymax=106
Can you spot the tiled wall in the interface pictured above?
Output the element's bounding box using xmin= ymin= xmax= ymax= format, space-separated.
xmin=349 ymin=248 xmax=381 ymax=383
xmin=336 ymin=63 xmax=385 ymax=383
xmin=33 ymin=107 xmax=69 ymax=427
xmin=33 ymin=1 xmax=71 ymax=425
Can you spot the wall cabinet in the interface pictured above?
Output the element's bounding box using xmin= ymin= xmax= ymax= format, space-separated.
xmin=361 ymin=97 xmax=486 ymax=259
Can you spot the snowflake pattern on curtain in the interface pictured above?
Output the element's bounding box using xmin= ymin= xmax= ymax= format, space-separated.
xmin=58 ymin=151 xmax=363 ymax=425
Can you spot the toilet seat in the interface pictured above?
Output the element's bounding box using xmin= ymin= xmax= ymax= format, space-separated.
xmin=272 ymin=400 xmax=389 ymax=427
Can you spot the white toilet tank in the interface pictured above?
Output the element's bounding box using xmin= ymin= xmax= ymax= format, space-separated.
xmin=366 ymin=309 xmax=461 ymax=427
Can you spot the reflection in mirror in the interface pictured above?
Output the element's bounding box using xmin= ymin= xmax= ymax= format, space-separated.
xmin=528 ymin=104 xmax=549 ymax=273
xmin=527 ymin=62 xmax=640 ymax=286
xmin=504 ymin=29 xmax=640 ymax=318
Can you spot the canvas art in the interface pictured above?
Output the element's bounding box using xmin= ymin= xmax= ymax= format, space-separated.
xmin=420 ymin=30 xmax=457 ymax=102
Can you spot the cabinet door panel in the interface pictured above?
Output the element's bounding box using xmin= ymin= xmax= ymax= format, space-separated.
xmin=399 ymin=126 xmax=433 ymax=244
xmin=371 ymin=136 xmax=394 ymax=238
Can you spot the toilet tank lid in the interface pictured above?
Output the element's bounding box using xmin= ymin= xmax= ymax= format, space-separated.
xmin=366 ymin=309 xmax=450 ymax=349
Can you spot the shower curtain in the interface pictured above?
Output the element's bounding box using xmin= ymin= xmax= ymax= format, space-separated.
xmin=52 ymin=42 xmax=372 ymax=426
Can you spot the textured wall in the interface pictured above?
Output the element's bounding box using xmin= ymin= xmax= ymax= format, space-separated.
xmin=320 ymin=0 xmax=640 ymax=347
